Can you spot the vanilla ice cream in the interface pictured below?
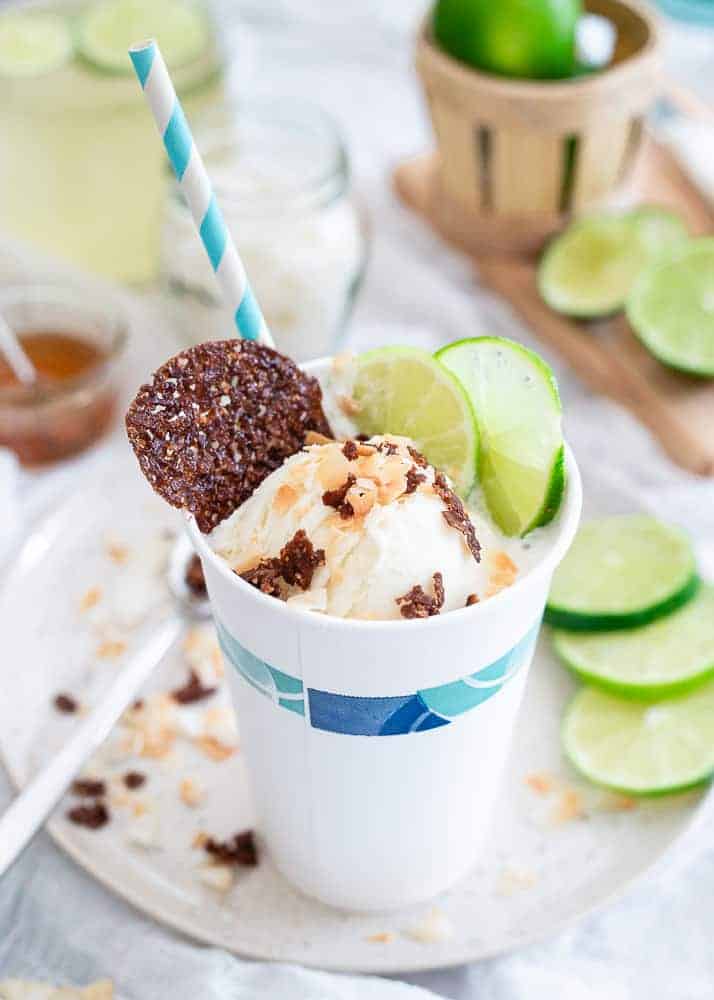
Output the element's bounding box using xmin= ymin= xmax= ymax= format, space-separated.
xmin=211 ymin=435 xmax=518 ymax=620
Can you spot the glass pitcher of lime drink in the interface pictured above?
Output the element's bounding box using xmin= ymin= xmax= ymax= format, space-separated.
xmin=0 ymin=0 xmax=228 ymax=284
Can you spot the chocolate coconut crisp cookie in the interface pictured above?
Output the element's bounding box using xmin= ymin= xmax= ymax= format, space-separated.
xmin=126 ymin=340 xmax=331 ymax=532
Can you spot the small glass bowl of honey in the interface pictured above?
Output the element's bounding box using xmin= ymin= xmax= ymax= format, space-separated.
xmin=0 ymin=283 xmax=127 ymax=465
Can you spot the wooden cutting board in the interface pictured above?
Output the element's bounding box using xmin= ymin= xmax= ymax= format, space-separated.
xmin=393 ymin=135 xmax=714 ymax=476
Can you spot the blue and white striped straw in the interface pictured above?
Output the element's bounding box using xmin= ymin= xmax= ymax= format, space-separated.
xmin=129 ymin=40 xmax=273 ymax=347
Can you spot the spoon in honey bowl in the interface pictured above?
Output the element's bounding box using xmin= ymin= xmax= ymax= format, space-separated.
xmin=0 ymin=535 xmax=211 ymax=877
xmin=0 ymin=312 xmax=36 ymax=386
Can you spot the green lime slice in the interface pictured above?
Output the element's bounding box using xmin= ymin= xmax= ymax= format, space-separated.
xmin=546 ymin=514 xmax=698 ymax=631
xmin=0 ymin=12 xmax=73 ymax=77
xmin=553 ymin=584 xmax=714 ymax=700
xmin=436 ymin=336 xmax=564 ymax=536
xmin=77 ymin=0 xmax=209 ymax=74
xmin=351 ymin=346 xmax=478 ymax=497
xmin=538 ymin=207 xmax=688 ymax=318
xmin=627 ymin=237 xmax=714 ymax=376
xmin=563 ymin=684 xmax=714 ymax=795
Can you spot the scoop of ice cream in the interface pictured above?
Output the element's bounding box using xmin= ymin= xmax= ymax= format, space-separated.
xmin=211 ymin=435 xmax=517 ymax=620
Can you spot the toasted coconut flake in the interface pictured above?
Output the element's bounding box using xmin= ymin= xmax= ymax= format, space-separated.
xmin=497 ymin=865 xmax=537 ymax=895
xmin=404 ymin=906 xmax=454 ymax=944
xmin=180 ymin=776 xmax=205 ymax=808
xmin=551 ymin=787 xmax=586 ymax=825
xmin=195 ymin=735 xmax=236 ymax=761
xmin=96 ymin=639 xmax=126 ymax=660
xmin=525 ymin=771 xmax=555 ymax=796
xmin=79 ymin=586 xmax=102 ymax=613
xmin=337 ymin=393 xmax=362 ymax=417
xmin=366 ymin=932 xmax=394 ymax=944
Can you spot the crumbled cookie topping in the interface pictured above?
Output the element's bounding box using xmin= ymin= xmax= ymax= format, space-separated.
xmin=171 ymin=670 xmax=217 ymax=705
xmin=396 ymin=572 xmax=445 ymax=619
xmin=342 ymin=439 xmax=359 ymax=461
xmin=241 ymin=530 xmax=325 ymax=597
xmin=404 ymin=465 xmax=426 ymax=495
xmin=322 ymin=474 xmax=356 ymax=519
xmin=433 ymin=472 xmax=481 ymax=562
xmin=466 ymin=593 xmax=479 ymax=607
xmin=67 ymin=801 xmax=109 ymax=830
xmin=184 ymin=554 xmax=207 ymax=598
xmin=123 ymin=771 xmax=146 ymax=790
xmin=125 ymin=340 xmax=331 ymax=533
xmin=71 ymin=779 xmax=106 ymax=798
xmin=53 ymin=693 xmax=78 ymax=714
xmin=204 ymin=830 xmax=258 ymax=867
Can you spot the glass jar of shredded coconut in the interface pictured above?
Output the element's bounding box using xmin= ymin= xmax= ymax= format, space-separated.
xmin=160 ymin=100 xmax=367 ymax=361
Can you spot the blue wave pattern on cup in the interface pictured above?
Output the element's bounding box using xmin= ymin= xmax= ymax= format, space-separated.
xmin=216 ymin=618 xmax=540 ymax=735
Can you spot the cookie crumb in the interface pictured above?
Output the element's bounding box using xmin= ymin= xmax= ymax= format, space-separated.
xmin=123 ymin=771 xmax=146 ymax=790
xmin=171 ymin=670 xmax=216 ymax=705
xmin=404 ymin=466 xmax=426 ymax=495
xmin=466 ymin=593 xmax=479 ymax=607
xmin=433 ymin=472 xmax=481 ymax=562
xmin=54 ymin=693 xmax=78 ymax=714
xmin=322 ymin=474 xmax=356 ymax=519
xmin=67 ymin=801 xmax=109 ymax=830
xmin=241 ymin=530 xmax=325 ymax=597
xmin=184 ymin=554 xmax=207 ymax=598
xmin=396 ymin=572 xmax=445 ymax=619
xmin=342 ymin=440 xmax=359 ymax=461
xmin=71 ymin=779 xmax=106 ymax=798
xmin=205 ymin=830 xmax=258 ymax=867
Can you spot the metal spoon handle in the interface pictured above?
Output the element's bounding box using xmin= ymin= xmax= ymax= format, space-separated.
xmin=0 ymin=615 xmax=183 ymax=877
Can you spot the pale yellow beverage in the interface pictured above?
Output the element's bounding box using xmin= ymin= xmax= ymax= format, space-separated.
xmin=0 ymin=0 xmax=226 ymax=284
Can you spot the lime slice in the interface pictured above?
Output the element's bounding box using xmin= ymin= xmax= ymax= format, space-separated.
xmin=553 ymin=584 xmax=714 ymax=700
xmin=563 ymin=684 xmax=714 ymax=795
xmin=0 ymin=12 xmax=73 ymax=77
xmin=351 ymin=346 xmax=478 ymax=497
xmin=546 ymin=515 xmax=698 ymax=631
xmin=538 ymin=207 xmax=688 ymax=318
xmin=77 ymin=0 xmax=209 ymax=74
xmin=627 ymin=237 xmax=714 ymax=376
xmin=436 ymin=337 xmax=564 ymax=536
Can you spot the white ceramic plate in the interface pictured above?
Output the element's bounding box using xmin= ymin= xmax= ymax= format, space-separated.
xmin=1 ymin=450 xmax=711 ymax=975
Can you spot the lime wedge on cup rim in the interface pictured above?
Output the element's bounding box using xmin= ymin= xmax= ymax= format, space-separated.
xmin=538 ymin=207 xmax=688 ymax=318
xmin=546 ymin=514 xmax=698 ymax=631
xmin=436 ymin=337 xmax=564 ymax=536
xmin=553 ymin=584 xmax=714 ymax=701
xmin=627 ymin=237 xmax=714 ymax=376
xmin=351 ymin=346 xmax=478 ymax=497
xmin=77 ymin=0 xmax=210 ymax=74
xmin=0 ymin=11 xmax=73 ymax=77
xmin=563 ymin=684 xmax=714 ymax=796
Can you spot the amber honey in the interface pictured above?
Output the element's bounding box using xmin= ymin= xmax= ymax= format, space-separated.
xmin=0 ymin=329 xmax=120 ymax=465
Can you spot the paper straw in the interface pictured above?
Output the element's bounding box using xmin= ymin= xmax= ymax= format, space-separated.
xmin=129 ymin=40 xmax=274 ymax=348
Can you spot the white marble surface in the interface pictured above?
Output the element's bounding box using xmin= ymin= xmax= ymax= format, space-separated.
xmin=2 ymin=1 xmax=714 ymax=996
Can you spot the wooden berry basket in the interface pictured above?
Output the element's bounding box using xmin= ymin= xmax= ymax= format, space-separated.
xmin=416 ymin=0 xmax=662 ymax=254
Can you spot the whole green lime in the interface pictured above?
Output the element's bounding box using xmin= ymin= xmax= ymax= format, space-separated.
xmin=433 ymin=0 xmax=581 ymax=80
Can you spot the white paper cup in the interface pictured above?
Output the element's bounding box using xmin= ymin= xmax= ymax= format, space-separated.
xmin=188 ymin=360 xmax=582 ymax=911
